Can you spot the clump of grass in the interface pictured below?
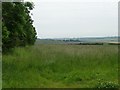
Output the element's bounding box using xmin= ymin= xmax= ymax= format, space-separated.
xmin=95 ymin=81 xmax=119 ymax=88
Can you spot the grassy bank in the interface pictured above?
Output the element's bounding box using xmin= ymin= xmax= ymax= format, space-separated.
xmin=2 ymin=44 xmax=119 ymax=88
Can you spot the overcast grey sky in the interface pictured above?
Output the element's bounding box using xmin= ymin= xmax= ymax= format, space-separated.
xmin=29 ymin=0 xmax=118 ymax=38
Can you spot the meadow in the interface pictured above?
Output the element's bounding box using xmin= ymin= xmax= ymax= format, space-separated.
xmin=2 ymin=44 xmax=119 ymax=88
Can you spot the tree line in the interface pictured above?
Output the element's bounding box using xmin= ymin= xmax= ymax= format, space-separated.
xmin=2 ymin=2 xmax=37 ymax=53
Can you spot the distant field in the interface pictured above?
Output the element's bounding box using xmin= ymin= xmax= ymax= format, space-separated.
xmin=2 ymin=44 xmax=119 ymax=88
xmin=36 ymin=37 xmax=119 ymax=44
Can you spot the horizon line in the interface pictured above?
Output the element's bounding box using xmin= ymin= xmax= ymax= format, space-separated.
xmin=37 ymin=36 xmax=119 ymax=39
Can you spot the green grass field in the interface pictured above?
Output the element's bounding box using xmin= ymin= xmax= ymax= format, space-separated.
xmin=2 ymin=44 xmax=119 ymax=88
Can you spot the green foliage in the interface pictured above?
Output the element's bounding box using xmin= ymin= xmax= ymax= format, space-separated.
xmin=2 ymin=45 xmax=118 ymax=88
xmin=2 ymin=2 xmax=37 ymax=53
xmin=95 ymin=81 xmax=119 ymax=88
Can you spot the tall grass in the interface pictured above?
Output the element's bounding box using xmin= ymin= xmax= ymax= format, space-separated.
xmin=2 ymin=44 xmax=119 ymax=88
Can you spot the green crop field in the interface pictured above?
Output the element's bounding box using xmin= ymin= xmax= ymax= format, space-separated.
xmin=2 ymin=44 xmax=119 ymax=88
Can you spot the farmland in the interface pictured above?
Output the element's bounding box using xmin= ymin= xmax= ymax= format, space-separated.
xmin=2 ymin=44 xmax=119 ymax=88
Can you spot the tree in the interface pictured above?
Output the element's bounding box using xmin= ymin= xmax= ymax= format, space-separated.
xmin=2 ymin=2 xmax=37 ymax=52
